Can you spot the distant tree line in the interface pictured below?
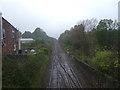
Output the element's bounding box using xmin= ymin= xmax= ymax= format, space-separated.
xmin=21 ymin=27 xmax=55 ymax=51
xmin=22 ymin=27 xmax=53 ymax=40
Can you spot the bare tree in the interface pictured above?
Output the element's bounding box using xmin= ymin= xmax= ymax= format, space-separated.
xmin=77 ymin=18 xmax=98 ymax=31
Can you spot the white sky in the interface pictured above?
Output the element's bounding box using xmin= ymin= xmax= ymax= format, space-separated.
xmin=0 ymin=0 xmax=119 ymax=38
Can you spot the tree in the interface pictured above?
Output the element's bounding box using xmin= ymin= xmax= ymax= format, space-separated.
xmin=78 ymin=18 xmax=98 ymax=31
xmin=32 ymin=28 xmax=47 ymax=39
xmin=22 ymin=31 xmax=32 ymax=38
xmin=96 ymin=19 xmax=118 ymax=50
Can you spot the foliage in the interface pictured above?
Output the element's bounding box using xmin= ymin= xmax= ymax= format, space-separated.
xmin=21 ymin=37 xmax=54 ymax=55
xmin=91 ymin=51 xmax=113 ymax=70
xmin=32 ymin=28 xmax=47 ymax=39
xmin=96 ymin=19 xmax=118 ymax=50
xmin=21 ymin=27 xmax=55 ymax=54
xmin=77 ymin=18 xmax=98 ymax=31
xmin=22 ymin=31 xmax=32 ymax=38
xmin=2 ymin=54 xmax=49 ymax=88
xmin=37 ymin=48 xmax=49 ymax=55
xmin=3 ymin=27 xmax=54 ymax=88
xmin=22 ymin=27 xmax=55 ymax=41
xmin=59 ymin=19 xmax=119 ymax=80
xmin=91 ymin=50 xmax=119 ymax=80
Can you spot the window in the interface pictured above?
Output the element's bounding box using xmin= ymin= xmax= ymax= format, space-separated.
xmin=14 ymin=44 xmax=16 ymax=51
xmin=3 ymin=29 xmax=6 ymax=39
xmin=11 ymin=30 xmax=15 ymax=38
xmin=2 ymin=41 xmax=6 ymax=47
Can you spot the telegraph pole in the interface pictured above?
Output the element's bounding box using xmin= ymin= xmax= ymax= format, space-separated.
xmin=0 ymin=12 xmax=2 ymax=52
xmin=0 ymin=11 xmax=2 ymax=90
xmin=118 ymin=1 xmax=120 ymax=22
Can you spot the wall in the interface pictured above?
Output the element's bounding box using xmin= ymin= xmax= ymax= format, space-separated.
xmin=2 ymin=18 xmax=20 ymax=55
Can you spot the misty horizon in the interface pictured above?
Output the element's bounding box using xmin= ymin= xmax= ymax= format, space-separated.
xmin=0 ymin=0 xmax=119 ymax=38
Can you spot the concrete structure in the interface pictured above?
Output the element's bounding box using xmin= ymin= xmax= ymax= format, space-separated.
xmin=118 ymin=1 xmax=120 ymax=22
xmin=20 ymin=38 xmax=34 ymax=43
xmin=2 ymin=17 xmax=21 ymax=55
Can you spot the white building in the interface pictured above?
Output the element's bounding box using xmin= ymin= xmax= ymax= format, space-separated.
xmin=19 ymin=38 xmax=34 ymax=50
xmin=20 ymin=38 xmax=34 ymax=43
xmin=118 ymin=1 xmax=120 ymax=22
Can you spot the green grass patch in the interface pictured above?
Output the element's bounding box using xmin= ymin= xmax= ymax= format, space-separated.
xmin=2 ymin=54 xmax=49 ymax=88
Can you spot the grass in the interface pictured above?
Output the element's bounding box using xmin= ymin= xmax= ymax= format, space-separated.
xmin=31 ymin=55 xmax=49 ymax=88
xmin=2 ymin=54 xmax=50 ymax=88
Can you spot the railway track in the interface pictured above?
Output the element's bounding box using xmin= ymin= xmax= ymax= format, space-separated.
xmin=47 ymin=41 xmax=119 ymax=88
xmin=48 ymin=42 xmax=82 ymax=88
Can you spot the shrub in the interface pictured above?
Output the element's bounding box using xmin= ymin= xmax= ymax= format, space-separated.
xmin=91 ymin=51 xmax=112 ymax=70
xmin=2 ymin=54 xmax=49 ymax=88
xmin=37 ymin=48 xmax=49 ymax=55
xmin=91 ymin=50 xmax=119 ymax=80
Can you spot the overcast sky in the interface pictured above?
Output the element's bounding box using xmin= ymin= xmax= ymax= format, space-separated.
xmin=0 ymin=0 xmax=119 ymax=38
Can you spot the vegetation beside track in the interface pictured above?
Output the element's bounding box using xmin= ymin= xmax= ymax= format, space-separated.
xmin=59 ymin=19 xmax=120 ymax=81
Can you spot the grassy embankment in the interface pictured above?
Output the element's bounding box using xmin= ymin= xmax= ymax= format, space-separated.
xmin=3 ymin=50 xmax=50 ymax=88
xmin=59 ymin=19 xmax=120 ymax=82
xmin=2 ymin=40 xmax=53 ymax=88
xmin=62 ymin=46 xmax=119 ymax=81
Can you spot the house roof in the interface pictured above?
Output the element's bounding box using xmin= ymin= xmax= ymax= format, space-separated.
xmin=2 ymin=17 xmax=19 ymax=32
xmin=20 ymin=38 xmax=34 ymax=41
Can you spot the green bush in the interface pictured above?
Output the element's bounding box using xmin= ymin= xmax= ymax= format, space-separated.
xmin=2 ymin=54 xmax=49 ymax=88
xmin=91 ymin=51 xmax=112 ymax=70
xmin=37 ymin=48 xmax=49 ymax=55
xmin=91 ymin=50 xmax=119 ymax=80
